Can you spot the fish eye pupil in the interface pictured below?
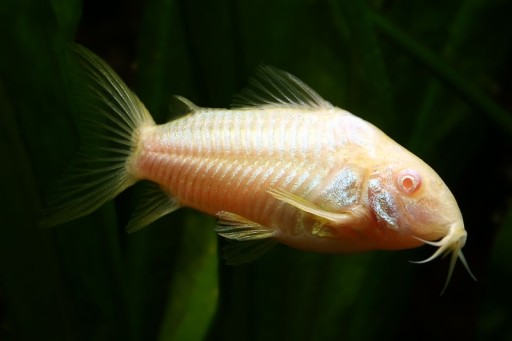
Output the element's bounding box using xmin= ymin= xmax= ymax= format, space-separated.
xmin=397 ymin=170 xmax=421 ymax=194
xmin=402 ymin=176 xmax=415 ymax=191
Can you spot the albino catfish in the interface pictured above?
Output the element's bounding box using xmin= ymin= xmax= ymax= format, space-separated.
xmin=41 ymin=44 xmax=475 ymax=293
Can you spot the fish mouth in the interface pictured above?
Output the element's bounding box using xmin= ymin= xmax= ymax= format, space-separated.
xmin=411 ymin=223 xmax=477 ymax=295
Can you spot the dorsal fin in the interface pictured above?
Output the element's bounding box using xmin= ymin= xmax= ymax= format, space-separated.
xmin=231 ymin=65 xmax=333 ymax=110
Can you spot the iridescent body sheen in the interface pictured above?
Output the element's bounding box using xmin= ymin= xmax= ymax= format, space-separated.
xmin=131 ymin=108 xmax=431 ymax=254
xmin=42 ymin=44 xmax=475 ymax=293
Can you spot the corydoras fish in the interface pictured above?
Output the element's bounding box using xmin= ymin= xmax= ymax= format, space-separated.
xmin=41 ymin=44 xmax=475 ymax=293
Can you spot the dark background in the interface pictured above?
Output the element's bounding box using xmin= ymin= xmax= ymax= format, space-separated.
xmin=1 ymin=0 xmax=511 ymax=340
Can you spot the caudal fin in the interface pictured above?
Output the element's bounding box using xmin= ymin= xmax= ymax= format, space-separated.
xmin=40 ymin=44 xmax=155 ymax=227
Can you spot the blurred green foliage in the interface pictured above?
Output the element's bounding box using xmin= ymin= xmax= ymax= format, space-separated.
xmin=1 ymin=0 xmax=511 ymax=340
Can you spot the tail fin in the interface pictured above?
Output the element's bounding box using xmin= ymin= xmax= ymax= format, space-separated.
xmin=40 ymin=44 xmax=155 ymax=227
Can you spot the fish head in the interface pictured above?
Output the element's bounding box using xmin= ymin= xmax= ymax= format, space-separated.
xmin=367 ymin=165 xmax=458 ymax=237
xmin=366 ymin=151 xmax=475 ymax=293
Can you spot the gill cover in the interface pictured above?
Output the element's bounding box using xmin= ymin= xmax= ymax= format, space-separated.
xmin=367 ymin=177 xmax=399 ymax=229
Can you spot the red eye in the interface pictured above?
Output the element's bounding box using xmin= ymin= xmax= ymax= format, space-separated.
xmin=397 ymin=170 xmax=421 ymax=194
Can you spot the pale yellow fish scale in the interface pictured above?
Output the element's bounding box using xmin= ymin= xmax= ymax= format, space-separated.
xmin=154 ymin=108 xmax=334 ymax=158
xmin=135 ymin=108 xmax=338 ymax=232
xmin=138 ymin=154 xmax=328 ymax=232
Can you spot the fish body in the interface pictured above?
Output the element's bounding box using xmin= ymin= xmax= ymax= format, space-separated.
xmin=132 ymin=107 xmax=430 ymax=254
xmin=42 ymin=44 xmax=474 ymax=292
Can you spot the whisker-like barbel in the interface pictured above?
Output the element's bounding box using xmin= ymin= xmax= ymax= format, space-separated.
xmin=412 ymin=228 xmax=476 ymax=294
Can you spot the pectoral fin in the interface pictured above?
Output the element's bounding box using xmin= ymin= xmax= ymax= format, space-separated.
xmin=268 ymin=188 xmax=352 ymax=224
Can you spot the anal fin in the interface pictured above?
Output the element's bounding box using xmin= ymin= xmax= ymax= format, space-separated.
xmin=126 ymin=182 xmax=180 ymax=233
